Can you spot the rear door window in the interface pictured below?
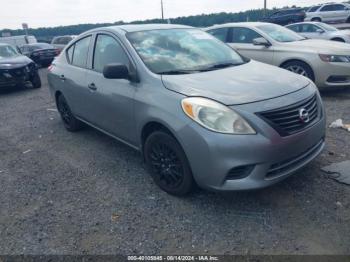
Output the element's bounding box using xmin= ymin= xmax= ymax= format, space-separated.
xmin=320 ymin=5 xmax=334 ymax=12
xmin=70 ymin=36 xmax=91 ymax=68
xmin=333 ymin=4 xmax=346 ymax=11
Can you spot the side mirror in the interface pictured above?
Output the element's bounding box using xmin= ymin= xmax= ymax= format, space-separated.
xmin=103 ymin=63 xmax=130 ymax=80
xmin=253 ymin=37 xmax=271 ymax=47
xmin=316 ymin=29 xmax=324 ymax=34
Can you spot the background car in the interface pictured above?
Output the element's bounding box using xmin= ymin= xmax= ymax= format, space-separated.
xmin=20 ymin=43 xmax=59 ymax=67
xmin=261 ymin=8 xmax=306 ymax=25
xmin=305 ymin=3 xmax=350 ymax=23
xmin=48 ymin=24 xmax=325 ymax=195
xmin=206 ymin=22 xmax=350 ymax=89
xmin=51 ymin=35 xmax=76 ymax=52
xmin=286 ymin=22 xmax=350 ymax=43
xmin=0 ymin=43 xmax=41 ymax=89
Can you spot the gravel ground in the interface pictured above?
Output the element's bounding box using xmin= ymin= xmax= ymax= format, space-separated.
xmin=0 ymin=69 xmax=349 ymax=255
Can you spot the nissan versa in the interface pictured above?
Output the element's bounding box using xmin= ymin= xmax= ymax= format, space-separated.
xmin=47 ymin=24 xmax=326 ymax=196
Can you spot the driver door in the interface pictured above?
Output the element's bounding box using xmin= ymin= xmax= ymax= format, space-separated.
xmin=227 ymin=27 xmax=274 ymax=65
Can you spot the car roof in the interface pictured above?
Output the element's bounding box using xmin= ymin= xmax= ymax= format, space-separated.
xmin=206 ymin=22 xmax=272 ymax=30
xmin=98 ymin=24 xmax=193 ymax=33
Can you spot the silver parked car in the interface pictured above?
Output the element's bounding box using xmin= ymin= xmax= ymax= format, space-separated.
xmin=206 ymin=22 xmax=350 ymax=89
xmin=51 ymin=35 xmax=76 ymax=52
xmin=305 ymin=3 xmax=350 ymax=23
xmin=286 ymin=22 xmax=350 ymax=43
xmin=48 ymin=24 xmax=325 ymax=195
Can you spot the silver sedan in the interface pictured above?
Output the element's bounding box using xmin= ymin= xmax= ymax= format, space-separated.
xmin=286 ymin=22 xmax=350 ymax=43
xmin=48 ymin=24 xmax=325 ymax=195
xmin=206 ymin=22 xmax=350 ymax=89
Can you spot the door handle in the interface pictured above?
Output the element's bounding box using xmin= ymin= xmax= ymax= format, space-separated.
xmin=88 ymin=83 xmax=97 ymax=91
xmin=59 ymin=75 xmax=66 ymax=81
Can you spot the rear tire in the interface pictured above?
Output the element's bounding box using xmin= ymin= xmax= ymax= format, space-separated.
xmin=144 ymin=131 xmax=194 ymax=196
xmin=281 ymin=61 xmax=315 ymax=81
xmin=311 ymin=17 xmax=321 ymax=22
xmin=56 ymin=94 xmax=83 ymax=132
xmin=31 ymin=71 xmax=42 ymax=89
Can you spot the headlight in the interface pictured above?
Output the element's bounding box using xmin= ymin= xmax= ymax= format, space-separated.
xmin=181 ymin=97 xmax=256 ymax=134
xmin=319 ymin=54 xmax=350 ymax=63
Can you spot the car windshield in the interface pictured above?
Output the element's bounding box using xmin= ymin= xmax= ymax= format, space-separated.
xmin=0 ymin=45 xmax=19 ymax=58
xmin=126 ymin=28 xmax=246 ymax=74
xmin=257 ymin=24 xmax=306 ymax=42
xmin=317 ymin=23 xmax=337 ymax=32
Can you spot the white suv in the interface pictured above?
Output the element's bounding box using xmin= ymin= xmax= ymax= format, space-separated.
xmin=305 ymin=3 xmax=350 ymax=23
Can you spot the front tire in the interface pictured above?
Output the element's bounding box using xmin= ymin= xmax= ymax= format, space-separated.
xmin=56 ymin=94 xmax=83 ymax=132
xmin=281 ymin=61 xmax=314 ymax=81
xmin=144 ymin=131 xmax=194 ymax=196
xmin=31 ymin=71 xmax=42 ymax=88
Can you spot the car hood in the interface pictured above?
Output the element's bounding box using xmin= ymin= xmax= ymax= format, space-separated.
xmin=0 ymin=55 xmax=33 ymax=69
xmin=161 ymin=60 xmax=310 ymax=105
xmin=283 ymin=39 xmax=350 ymax=54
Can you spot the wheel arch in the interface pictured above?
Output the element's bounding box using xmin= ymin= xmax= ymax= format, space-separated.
xmin=331 ymin=37 xmax=345 ymax=42
xmin=54 ymin=90 xmax=63 ymax=104
xmin=141 ymin=121 xmax=178 ymax=151
xmin=279 ymin=59 xmax=315 ymax=81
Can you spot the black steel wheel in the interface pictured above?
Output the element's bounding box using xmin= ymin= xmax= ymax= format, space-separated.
xmin=144 ymin=131 xmax=194 ymax=196
xmin=56 ymin=95 xmax=83 ymax=132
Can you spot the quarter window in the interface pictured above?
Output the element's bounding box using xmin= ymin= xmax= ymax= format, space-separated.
xmin=93 ymin=34 xmax=129 ymax=73
xmin=229 ymin=28 xmax=262 ymax=44
xmin=66 ymin=45 xmax=74 ymax=63
xmin=70 ymin=36 xmax=91 ymax=68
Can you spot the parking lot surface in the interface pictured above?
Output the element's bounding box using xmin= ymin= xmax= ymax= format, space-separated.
xmin=0 ymin=69 xmax=349 ymax=255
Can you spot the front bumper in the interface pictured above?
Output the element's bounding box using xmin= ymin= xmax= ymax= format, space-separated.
xmin=315 ymin=61 xmax=350 ymax=89
xmin=0 ymin=65 xmax=36 ymax=88
xmin=177 ymin=84 xmax=326 ymax=191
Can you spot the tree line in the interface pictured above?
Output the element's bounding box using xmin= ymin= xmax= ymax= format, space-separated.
xmin=3 ymin=2 xmax=348 ymax=42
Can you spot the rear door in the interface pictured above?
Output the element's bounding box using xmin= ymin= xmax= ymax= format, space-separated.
xmin=60 ymin=36 xmax=93 ymax=119
xmin=85 ymin=33 xmax=137 ymax=143
xmin=332 ymin=4 xmax=349 ymax=22
xmin=227 ymin=27 xmax=274 ymax=64
xmin=319 ymin=4 xmax=336 ymax=22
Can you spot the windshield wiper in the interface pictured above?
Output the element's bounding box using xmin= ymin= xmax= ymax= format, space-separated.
xmin=198 ymin=62 xmax=244 ymax=72
xmin=158 ymin=69 xmax=200 ymax=75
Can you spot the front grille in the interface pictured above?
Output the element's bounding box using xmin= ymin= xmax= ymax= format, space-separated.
xmin=266 ymin=139 xmax=324 ymax=179
xmin=258 ymin=94 xmax=320 ymax=136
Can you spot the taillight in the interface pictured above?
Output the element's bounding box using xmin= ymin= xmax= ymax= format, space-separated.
xmin=48 ymin=64 xmax=54 ymax=72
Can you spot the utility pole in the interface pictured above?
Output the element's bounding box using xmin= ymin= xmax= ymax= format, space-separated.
xmin=161 ymin=0 xmax=164 ymax=20
xmin=264 ymin=0 xmax=267 ymax=16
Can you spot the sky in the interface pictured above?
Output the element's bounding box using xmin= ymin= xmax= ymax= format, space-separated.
xmin=0 ymin=0 xmax=346 ymax=30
